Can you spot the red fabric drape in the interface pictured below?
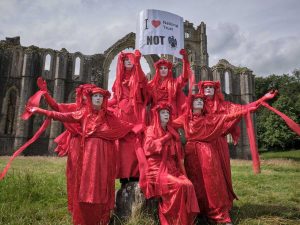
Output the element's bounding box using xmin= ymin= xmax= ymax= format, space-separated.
xmin=261 ymin=102 xmax=300 ymax=136
xmin=0 ymin=90 xmax=50 ymax=180
xmin=0 ymin=119 xmax=50 ymax=180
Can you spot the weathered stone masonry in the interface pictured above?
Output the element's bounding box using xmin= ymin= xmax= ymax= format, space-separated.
xmin=0 ymin=21 xmax=255 ymax=159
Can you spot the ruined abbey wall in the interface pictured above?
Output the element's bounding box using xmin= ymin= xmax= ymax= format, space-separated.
xmin=0 ymin=21 xmax=255 ymax=159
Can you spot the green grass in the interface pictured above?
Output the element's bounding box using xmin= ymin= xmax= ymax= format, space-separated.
xmin=260 ymin=149 xmax=300 ymax=161
xmin=0 ymin=155 xmax=299 ymax=225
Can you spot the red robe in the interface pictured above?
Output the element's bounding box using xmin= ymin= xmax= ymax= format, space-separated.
xmin=110 ymin=70 xmax=147 ymax=179
xmin=146 ymin=58 xmax=190 ymax=120
xmin=147 ymin=74 xmax=188 ymax=119
xmin=142 ymin=126 xmax=199 ymax=225
xmin=54 ymin=103 xmax=87 ymax=214
xmin=205 ymin=98 xmax=245 ymax=203
xmin=47 ymin=108 xmax=133 ymax=225
xmin=173 ymin=111 xmax=244 ymax=223
xmin=109 ymin=53 xmax=147 ymax=179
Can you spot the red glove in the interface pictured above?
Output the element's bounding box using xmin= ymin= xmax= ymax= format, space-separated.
xmin=262 ymin=89 xmax=278 ymax=101
xmin=135 ymin=49 xmax=141 ymax=60
xmin=37 ymin=77 xmax=48 ymax=92
xmin=134 ymin=49 xmax=142 ymax=65
xmin=158 ymin=133 xmax=172 ymax=144
xmin=179 ymin=49 xmax=188 ymax=62
xmin=132 ymin=123 xmax=144 ymax=134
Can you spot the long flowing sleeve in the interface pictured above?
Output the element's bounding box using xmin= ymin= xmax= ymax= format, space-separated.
xmin=47 ymin=109 xmax=84 ymax=123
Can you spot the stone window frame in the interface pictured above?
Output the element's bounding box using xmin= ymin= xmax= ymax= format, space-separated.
xmin=0 ymin=86 xmax=20 ymax=135
xmin=224 ymin=69 xmax=232 ymax=95
xmin=42 ymin=51 xmax=55 ymax=79
xmin=72 ymin=53 xmax=83 ymax=80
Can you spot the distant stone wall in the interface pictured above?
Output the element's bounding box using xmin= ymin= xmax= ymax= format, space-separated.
xmin=0 ymin=20 xmax=256 ymax=159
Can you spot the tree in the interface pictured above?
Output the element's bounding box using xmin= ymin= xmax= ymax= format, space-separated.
xmin=255 ymin=71 xmax=300 ymax=150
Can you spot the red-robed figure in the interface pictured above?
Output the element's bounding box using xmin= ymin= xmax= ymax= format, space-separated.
xmin=108 ymin=50 xmax=147 ymax=181
xmin=195 ymin=81 xmax=277 ymax=223
xmin=26 ymin=86 xmax=134 ymax=225
xmin=146 ymin=49 xmax=190 ymax=119
xmin=140 ymin=103 xmax=199 ymax=225
xmin=173 ymin=93 xmax=259 ymax=224
xmin=37 ymin=78 xmax=97 ymax=213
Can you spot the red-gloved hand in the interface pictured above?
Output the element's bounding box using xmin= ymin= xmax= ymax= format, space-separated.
xmin=134 ymin=49 xmax=142 ymax=63
xmin=37 ymin=77 xmax=48 ymax=92
xmin=132 ymin=123 xmax=144 ymax=134
xmin=158 ymin=133 xmax=172 ymax=144
xmin=179 ymin=49 xmax=188 ymax=62
xmin=262 ymin=89 xmax=278 ymax=101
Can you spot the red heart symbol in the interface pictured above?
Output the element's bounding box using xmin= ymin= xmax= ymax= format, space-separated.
xmin=152 ymin=20 xmax=161 ymax=28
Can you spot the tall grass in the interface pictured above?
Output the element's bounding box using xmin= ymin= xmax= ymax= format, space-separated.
xmin=0 ymin=153 xmax=299 ymax=225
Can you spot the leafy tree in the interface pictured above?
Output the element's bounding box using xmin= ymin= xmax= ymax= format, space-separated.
xmin=255 ymin=70 xmax=300 ymax=150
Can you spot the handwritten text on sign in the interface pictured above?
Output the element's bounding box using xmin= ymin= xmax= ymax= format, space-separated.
xmin=136 ymin=9 xmax=184 ymax=58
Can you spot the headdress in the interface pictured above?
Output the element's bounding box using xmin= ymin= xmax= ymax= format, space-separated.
xmin=151 ymin=103 xmax=179 ymax=140
xmin=197 ymin=80 xmax=224 ymax=113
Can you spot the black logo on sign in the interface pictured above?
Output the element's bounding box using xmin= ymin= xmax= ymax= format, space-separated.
xmin=168 ymin=36 xmax=177 ymax=48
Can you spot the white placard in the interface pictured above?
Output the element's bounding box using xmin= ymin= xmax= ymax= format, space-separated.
xmin=136 ymin=9 xmax=184 ymax=58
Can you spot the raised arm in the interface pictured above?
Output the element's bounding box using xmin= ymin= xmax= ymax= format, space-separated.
xmin=37 ymin=77 xmax=59 ymax=111
xmin=245 ymin=90 xmax=278 ymax=109
xmin=177 ymin=49 xmax=190 ymax=88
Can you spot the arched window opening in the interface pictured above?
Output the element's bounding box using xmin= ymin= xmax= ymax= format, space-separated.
xmin=4 ymin=90 xmax=17 ymax=134
xmin=224 ymin=71 xmax=230 ymax=94
xmin=74 ymin=57 xmax=81 ymax=76
xmin=201 ymin=68 xmax=208 ymax=81
xmin=44 ymin=54 xmax=51 ymax=71
xmin=185 ymin=32 xmax=191 ymax=39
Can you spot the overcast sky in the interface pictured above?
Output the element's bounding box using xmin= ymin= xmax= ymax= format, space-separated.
xmin=1 ymin=0 xmax=299 ymax=78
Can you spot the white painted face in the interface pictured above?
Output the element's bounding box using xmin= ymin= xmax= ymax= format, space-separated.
xmin=124 ymin=58 xmax=133 ymax=69
xmin=193 ymin=98 xmax=204 ymax=109
xmin=92 ymin=93 xmax=103 ymax=107
xmin=204 ymin=85 xmax=215 ymax=97
xmin=159 ymin=109 xmax=170 ymax=125
xmin=159 ymin=65 xmax=168 ymax=77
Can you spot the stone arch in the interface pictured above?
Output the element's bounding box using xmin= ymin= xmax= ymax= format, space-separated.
xmin=0 ymin=86 xmax=20 ymax=135
xmin=200 ymin=66 xmax=209 ymax=81
xmin=102 ymin=32 xmax=158 ymax=89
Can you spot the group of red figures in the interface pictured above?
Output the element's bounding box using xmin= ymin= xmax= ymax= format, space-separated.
xmin=3 ymin=49 xmax=295 ymax=225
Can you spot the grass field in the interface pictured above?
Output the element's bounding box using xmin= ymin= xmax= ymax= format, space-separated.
xmin=0 ymin=151 xmax=299 ymax=225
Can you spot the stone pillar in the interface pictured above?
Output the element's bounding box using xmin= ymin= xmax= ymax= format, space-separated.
xmin=212 ymin=67 xmax=224 ymax=85
xmin=48 ymin=53 xmax=68 ymax=154
xmin=238 ymin=71 xmax=254 ymax=159
xmin=199 ymin=22 xmax=209 ymax=67
xmin=13 ymin=51 xmax=35 ymax=150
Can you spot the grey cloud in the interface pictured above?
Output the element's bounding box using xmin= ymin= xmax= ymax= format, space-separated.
xmin=207 ymin=23 xmax=245 ymax=54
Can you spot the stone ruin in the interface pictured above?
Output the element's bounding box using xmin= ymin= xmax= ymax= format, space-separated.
xmin=0 ymin=21 xmax=256 ymax=159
